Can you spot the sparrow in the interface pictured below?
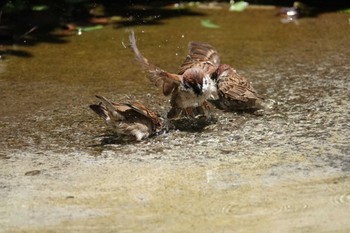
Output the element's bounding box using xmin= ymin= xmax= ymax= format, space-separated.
xmin=90 ymin=95 xmax=163 ymax=141
xmin=209 ymin=64 xmax=264 ymax=111
xmin=129 ymin=31 xmax=217 ymax=119
xmin=182 ymin=41 xmax=264 ymax=112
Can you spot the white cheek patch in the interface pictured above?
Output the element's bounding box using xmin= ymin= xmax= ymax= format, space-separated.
xmin=202 ymin=76 xmax=210 ymax=90
xmin=202 ymin=76 xmax=217 ymax=92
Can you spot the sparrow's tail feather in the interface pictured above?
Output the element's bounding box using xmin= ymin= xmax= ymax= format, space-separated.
xmin=95 ymin=95 xmax=124 ymax=121
xmin=95 ymin=95 xmax=115 ymax=112
xmin=90 ymin=104 xmax=108 ymax=120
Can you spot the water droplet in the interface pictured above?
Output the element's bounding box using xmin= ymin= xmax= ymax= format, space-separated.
xmin=206 ymin=170 xmax=213 ymax=183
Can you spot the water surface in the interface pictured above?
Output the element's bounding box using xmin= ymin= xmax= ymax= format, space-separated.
xmin=1 ymin=6 xmax=350 ymax=232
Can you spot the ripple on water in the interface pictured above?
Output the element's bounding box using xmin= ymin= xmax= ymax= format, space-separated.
xmin=221 ymin=202 xmax=279 ymax=217
xmin=331 ymin=192 xmax=350 ymax=205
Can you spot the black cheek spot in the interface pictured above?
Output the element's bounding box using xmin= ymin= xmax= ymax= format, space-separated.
xmin=193 ymin=84 xmax=203 ymax=96
xmin=183 ymin=81 xmax=191 ymax=89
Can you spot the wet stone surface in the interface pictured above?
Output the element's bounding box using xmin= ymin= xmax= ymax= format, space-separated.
xmin=1 ymin=6 xmax=350 ymax=232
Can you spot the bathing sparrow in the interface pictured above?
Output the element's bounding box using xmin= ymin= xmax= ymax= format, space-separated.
xmin=129 ymin=31 xmax=217 ymax=119
xmin=90 ymin=95 xmax=163 ymax=141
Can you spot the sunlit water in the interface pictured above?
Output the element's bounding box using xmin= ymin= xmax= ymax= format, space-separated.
xmin=1 ymin=5 xmax=350 ymax=232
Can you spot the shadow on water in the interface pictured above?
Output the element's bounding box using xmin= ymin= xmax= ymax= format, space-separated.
xmin=1 ymin=0 xmax=350 ymax=58
xmin=0 ymin=0 xmax=205 ymax=58
xmin=89 ymin=133 xmax=140 ymax=147
xmin=170 ymin=116 xmax=218 ymax=132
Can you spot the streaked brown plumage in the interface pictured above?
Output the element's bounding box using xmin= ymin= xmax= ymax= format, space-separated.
xmin=179 ymin=41 xmax=220 ymax=76
xmin=90 ymin=95 xmax=163 ymax=141
xmin=209 ymin=64 xmax=264 ymax=111
xmin=129 ymin=31 xmax=217 ymax=119
xmin=182 ymin=42 xmax=264 ymax=111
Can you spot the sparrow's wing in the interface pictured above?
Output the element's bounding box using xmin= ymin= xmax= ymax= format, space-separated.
xmin=125 ymin=102 xmax=161 ymax=127
xmin=129 ymin=31 xmax=182 ymax=96
xmin=179 ymin=41 xmax=221 ymax=75
xmin=217 ymin=69 xmax=263 ymax=102
xmin=124 ymin=102 xmax=148 ymax=116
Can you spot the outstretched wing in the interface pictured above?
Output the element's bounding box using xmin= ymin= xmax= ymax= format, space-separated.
xmin=179 ymin=41 xmax=221 ymax=75
xmin=129 ymin=30 xmax=182 ymax=96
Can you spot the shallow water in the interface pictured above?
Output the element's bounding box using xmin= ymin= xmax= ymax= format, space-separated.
xmin=1 ymin=5 xmax=350 ymax=232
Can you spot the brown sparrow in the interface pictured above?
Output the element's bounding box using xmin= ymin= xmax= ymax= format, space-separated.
xmin=129 ymin=31 xmax=217 ymax=119
xmin=209 ymin=64 xmax=264 ymax=111
xmin=90 ymin=95 xmax=163 ymax=141
xmin=182 ymin=42 xmax=264 ymax=111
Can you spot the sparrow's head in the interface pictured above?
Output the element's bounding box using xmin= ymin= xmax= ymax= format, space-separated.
xmin=182 ymin=68 xmax=206 ymax=96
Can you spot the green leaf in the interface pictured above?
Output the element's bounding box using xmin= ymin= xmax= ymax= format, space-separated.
xmin=32 ymin=5 xmax=49 ymax=11
xmin=78 ymin=25 xmax=104 ymax=32
xmin=201 ymin=19 xmax=220 ymax=29
xmin=340 ymin=8 xmax=350 ymax=13
xmin=229 ymin=1 xmax=249 ymax=12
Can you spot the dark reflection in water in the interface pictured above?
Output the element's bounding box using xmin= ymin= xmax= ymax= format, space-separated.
xmin=1 ymin=0 xmax=350 ymax=59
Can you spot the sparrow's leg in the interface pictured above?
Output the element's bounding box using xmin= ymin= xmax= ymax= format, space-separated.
xmin=202 ymin=101 xmax=211 ymax=110
xmin=192 ymin=106 xmax=204 ymax=116
xmin=167 ymin=107 xmax=182 ymax=119
xmin=185 ymin=107 xmax=195 ymax=118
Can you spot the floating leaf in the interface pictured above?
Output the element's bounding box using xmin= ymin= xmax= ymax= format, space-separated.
xmin=229 ymin=1 xmax=249 ymax=12
xmin=78 ymin=25 xmax=104 ymax=32
xmin=201 ymin=19 xmax=220 ymax=29
xmin=340 ymin=8 xmax=350 ymax=13
xmin=110 ymin=16 xmax=123 ymax=22
xmin=32 ymin=5 xmax=49 ymax=11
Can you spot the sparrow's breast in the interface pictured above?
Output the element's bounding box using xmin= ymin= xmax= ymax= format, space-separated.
xmin=174 ymin=91 xmax=207 ymax=108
